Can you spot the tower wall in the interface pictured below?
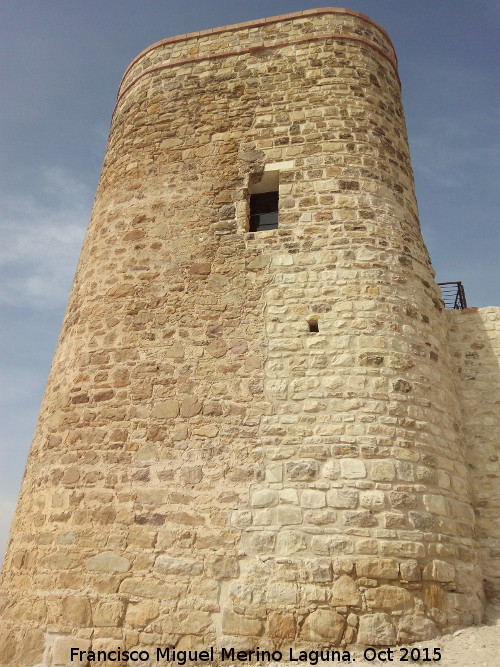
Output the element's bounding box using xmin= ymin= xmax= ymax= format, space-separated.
xmin=0 ymin=9 xmax=486 ymax=664
xmin=445 ymin=308 xmax=500 ymax=601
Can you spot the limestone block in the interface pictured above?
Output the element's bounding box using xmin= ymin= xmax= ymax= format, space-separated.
xmin=330 ymin=575 xmax=361 ymax=606
xmin=253 ymin=509 xmax=272 ymax=525
xmin=344 ymin=510 xmax=377 ymax=527
xmin=182 ymin=610 xmax=213 ymax=634
xmin=92 ymin=599 xmax=126 ymax=627
xmin=251 ymin=489 xmax=278 ymax=508
xmin=307 ymin=560 xmax=333 ymax=583
xmin=371 ymin=460 xmax=396 ymax=481
xmin=304 ymin=509 xmax=337 ymax=525
xmin=326 ymin=488 xmax=358 ymax=508
xmin=296 ymin=489 xmax=325 ymax=510
xmin=52 ymin=635 xmax=91 ymax=666
xmin=381 ymin=541 xmax=425 ymax=559
xmin=280 ymin=488 xmax=299 ymax=504
xmin=423 ymin=494 xmax=448 ymax=515
xmin=241 ymin=532 xmax=275 ymax=554
xmin=357 ymin=613 xmax=396 ymax=645
xmin=301 ymin=609 xmax=345 ymax=643
xmin=125 ymin=600 xmax=159 ymax=627
xmin=311 ymin=535 xmax=353 ymax=555
xmin=276 ymin=506 xmax=302 ymax=525
xmin=211 ymin=556 xmax=239 ymax=579
xmin=231 ymin=510 xmax=252 ymax=527
xmin=398 ymin=614 xmax=438 ymax=642
xmin=340 ymin=459 xmax=366 ymax=478
xmin=409 ymin=511 xmax=436 ymax=531
xmin=41 ymin=552 xmax=78 ymax=570
xmin=267 ymin=582 xmax=298 ymax=605
xmin=360 ymin=490 xmax=386 ymax=511
xmin=399 ymin=560 xmax=421 ymax=581
xmin=61 ymin=596 xmax=91 ymax=626
xmin=222 ymin=610 xmax=263 ymax=636
xmin=179 ymin=466 xmax=203 ymax=484
xmin=301 ymin=584 xmax=328 ymax=603
xmin=286 ymin=460 xmax=319 ymax=481
xmin=151 ymin=400 xmax=179 ymax=418
xmin=120 ymin=578 xmax=188 ymax=601
xmin=137 ymin=443 xmax=158 ymax=462
xmin=365 ymin=586 xmax=413 ymax=611
xmin=154 ymin=556 xmax=204 ymax=576
xmin=180 ymin=396 xmax=202 ymax=417
xmin=266 ymin=464 xmax=283 ymax=482
xmin=423 ymin=560 xmax=455 ymax=582
xmin=268 ymin=612 xmax=296 ymax=639
xmin=276 ymin=531 xmax=307 ymax=555
xmin=207 ymin=339 xmax=228 ymax=358
xmin=356 ymin=559 xmax=399 ymax=580
xmin=62 ymin=466 xmax=80 ymax=484
xmin=165 ymin=341 xmax=184 ymax=358
xmin=85 ymin=551 xmax=130 ymax=573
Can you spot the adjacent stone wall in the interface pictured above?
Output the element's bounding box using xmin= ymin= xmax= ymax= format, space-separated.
xmin=445 ymin=307 xmax=500 ymax=601
xmin=0 ymin=9 xmax=493 ymax=665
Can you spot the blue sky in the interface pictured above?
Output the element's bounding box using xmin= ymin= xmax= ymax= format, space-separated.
xmin=0 ymin=0 xmax=498 ymax=562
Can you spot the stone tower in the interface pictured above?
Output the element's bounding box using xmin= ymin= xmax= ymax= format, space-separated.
xmin=2 ymin=8 xmax=498 ymax=665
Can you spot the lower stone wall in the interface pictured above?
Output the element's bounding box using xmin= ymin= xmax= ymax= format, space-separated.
xmin=446 ymin=307 xmax=500 ymax=600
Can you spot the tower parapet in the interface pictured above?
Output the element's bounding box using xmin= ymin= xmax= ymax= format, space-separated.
xmin=0 ymin=9 xmax=492 ymax=664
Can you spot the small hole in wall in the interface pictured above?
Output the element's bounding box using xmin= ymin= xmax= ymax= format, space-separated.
xmin=308 ymin=318 xmax=319 ymax=333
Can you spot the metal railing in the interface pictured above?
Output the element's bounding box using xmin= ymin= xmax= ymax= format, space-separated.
xmin=438 ymin=282 xmax=467 ymax=310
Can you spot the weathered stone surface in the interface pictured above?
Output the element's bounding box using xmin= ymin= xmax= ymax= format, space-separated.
xmin=357 ymin=613 xmax=396 ymax=645
xmin=326 ymin=488 xmax=358 ymax=508
xmin=180 ymin=396 xmax=202 ymax=417
xmin=301 ymin=489 xmax=326 ymax=508
xmin=125 ymin=600 xmax=159 ymax=627
xmin=212 ymin=556 xmax=239 ymax=579
xmin=371 ymin=460 xmax=396 ymax=481
xmin=182 ymin=610 xmax=212 ymax=634
xmin=92 ymin=599 xmax=126 ymax=627
xmin=221 ymin=610 xmax=263 ymax=636
xmin=423 ymin=560 xmax=455 ymax=582
xmin=356 ymin=559 xmax=399 ymax=580
xmin=268 ymin=612 xmax=296 ymax=639
xmin=85 ymin=552 xmax=130 ymax=573
xmin=152 ymin=400 xmax=179 ymax=418
xmin=154 ymin=556 xmax=203 ymax=576
xmin=340 ymin=459 xmax=366 ymax=479
xmin=365 ymin=586 xmax=413 ymax=611
xmin=251 ymin=489 xmax=278 ymax=508
xmin=398 ymin=614 xmax=439 ymax=642
xmin=301 ymin=609 xmax=345 ymax=643
xmin=330 ymin=575 xmax=361 ymax=606
xmin=52 ymin=635 xmax=91 ymax=666
xmin=61 ymin=596 xmax=91 ymax=626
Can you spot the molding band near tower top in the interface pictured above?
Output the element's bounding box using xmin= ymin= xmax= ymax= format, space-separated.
xmin=114 ymin=8 xmax=399 ymax=114
xmin=120 ymin=8 xmax=397 ymax=85
xmin=114 ymin=35 xmax=400 ymax=116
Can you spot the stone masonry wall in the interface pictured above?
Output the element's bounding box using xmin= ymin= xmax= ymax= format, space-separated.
xmin=445 ymin=307 xmax=500 ymax=601
xmin=0 ymin=9 xmax=490 ymax=665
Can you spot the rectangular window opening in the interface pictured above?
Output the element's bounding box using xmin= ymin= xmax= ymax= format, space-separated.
xmin=249 ymin=169 xmax=279 ymax=232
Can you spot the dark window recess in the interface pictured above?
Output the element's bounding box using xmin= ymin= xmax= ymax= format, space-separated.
xmin=308 ymin=320 xmax=319 ymax=333
xmin=249 ymin=191 xmax=279 ymax=231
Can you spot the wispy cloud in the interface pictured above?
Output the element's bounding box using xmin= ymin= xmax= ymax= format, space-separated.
xmin=411 ymin=120 xmax=498 ymax=189
xmin=0 ymin=167 xmax=90 ymax=309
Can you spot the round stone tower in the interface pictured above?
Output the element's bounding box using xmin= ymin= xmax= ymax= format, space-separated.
xmin=0 ymin=8 xmax=485 ymax=665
